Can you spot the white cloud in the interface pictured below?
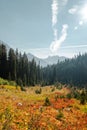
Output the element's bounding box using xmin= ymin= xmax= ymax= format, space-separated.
xmin=54 ymin=28 xmax=58 ymax=40
xmin=51 ymin=0 xmax=68 ymax=27
xmin=74 ymin=21 xmax=83 ymax=30
xmin=68 ymin=5 xmax=78 ymax=14
xmin=79 ymin=4 xmax=87 ymax=23
xmin=62 ymin=44 xmax=87 ymax=49
xmin=50 ymin=24 xmax=68 ymax=53
xmin=51 ymin=0 xmax=58 ymax=27
xmin=75 ymin=4 xmax=87 ymax=30
xmin=74 ymin=26 xmax=78 ymax=30
xmin=51 ymin=0 xmax=69 ymax=54
xmin=27 ymin=44 xmax=87 ymax=58
xmin=51 ymin=0 xmax=58 ymax=41
xmin=79 ymin=21 xmax=83 ymax=25
xmin=51 ymin=0 xmax=69 ymax=39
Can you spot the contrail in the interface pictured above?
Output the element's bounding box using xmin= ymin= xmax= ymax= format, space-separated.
xmin=27 ymin=44 xmax=87 ymax=52
xmin=51 ymin=0 xmax=58 ymax=43
xmin=52 ymin=0 xmax=58 ymax=27
xmin=27 ymin=44 xmax=87 ymax=51
xmin=50 ymin=24 xmax=68 ymax=52
xmin=62 ymin=44 xmax=87 ymax=49
xmin=50 ymin=0 xmax=68 ymax=53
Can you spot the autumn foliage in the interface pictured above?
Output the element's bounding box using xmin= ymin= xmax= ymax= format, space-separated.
xmin=0 ymin=85 xmax=87 ymax=130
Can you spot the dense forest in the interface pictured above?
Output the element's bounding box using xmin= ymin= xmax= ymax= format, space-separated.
xmin=0 ymin=44 xmax=42 ymax=86
xmin=43 ymin=53 xmax=87 ymax=87
xmin=0 ymin=44 xmax=87 ymax=87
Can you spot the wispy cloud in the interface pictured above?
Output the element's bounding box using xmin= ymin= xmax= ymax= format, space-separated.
xmin=51 ymin=0 xmax=58 ymax=27
xmin=50 ymin=0 xmax=68 ymax=53
xmin=79 ymin=21 xmax=83 ymax=25
xmin=51 ymin=0 xmax=59 ymax=48
xmin=74 ymin=26 xmax=78 ymax=30
xmin=62 ymin=44 xmax=87 ymax=49
xmin=69 ymin=4 xmax=87 ymax=30
xmin=74 ymin=20 xmax=84 ymax=30
xmin=28 ymin=44 xmax=87 ymax=51
xmin=50 ymin=24 xmax=68 ymax=52
xmin=68 ymin=5 xmax=78 ymax=14
xmin=54 ymin=28 xmax=58 ymax=40
xmin=80 ymin=4 xmax=87 ymax=21
xmin=27 ymin=44 xmax=87 ymax=58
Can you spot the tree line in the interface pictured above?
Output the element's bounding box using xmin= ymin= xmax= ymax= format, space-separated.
xmin=0 ymin=44 xmax=42 ymax=86
xmin=42 ymin=53 xmax=87 ymax=87
xmin=0 ymin=43 xmax=87 ymax=87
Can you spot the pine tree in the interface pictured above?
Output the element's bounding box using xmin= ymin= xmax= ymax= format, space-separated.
xmin=8 ymin=48 xmax=16 ymax=80
xmin=0 ymin=44 xmax=8 ymax=79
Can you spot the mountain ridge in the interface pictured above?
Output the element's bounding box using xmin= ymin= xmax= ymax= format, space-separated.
xmin=27 ymin=53 xmax=67 ymax=67
xmin=0 ymin=40 xmax=67 ymax=67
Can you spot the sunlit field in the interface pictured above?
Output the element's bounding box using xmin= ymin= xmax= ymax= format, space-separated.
xmin=0 ymin=84 xmax=87 ymax=130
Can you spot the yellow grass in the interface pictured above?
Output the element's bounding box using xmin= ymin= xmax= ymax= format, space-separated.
xmin=0 ymin=85 xmax=87 ymax=130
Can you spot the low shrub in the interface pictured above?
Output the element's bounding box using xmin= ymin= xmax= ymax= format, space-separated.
xmin=66 ymin=93 xmax=72 ymax=99
xmin=35 ymin=88 xmax=42 ymax=94
xmin=55 ymin=82 xmax=62 ymax=90
xmin=80 ymin=90 xmax=86 ymax=105
xmin=51 ymin=87 xmax=55 ymax=92
xmin=56 ymin=111 xmax=64 ymax=121
xmin=0 ymin=78 xmax=9 ymax=85
xmin=44 ymin=97 xmax=51 ymax=106
xmin=0 ymin=77 xmax=16 ymax=86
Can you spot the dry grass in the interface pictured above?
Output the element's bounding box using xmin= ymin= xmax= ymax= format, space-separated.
xmin=0 ymin=85 xmax=87 ymax=130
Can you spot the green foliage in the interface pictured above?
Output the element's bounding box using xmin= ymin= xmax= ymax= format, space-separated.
xmin=0 ymin=44 xmax=7 ymax=79
xmin=0 ymin=78 xmax=9 ymax=85
xmin=0 ymin=44 xmax=43 ymax=87
xmin=20 ymin=86 xmax=26 ymax=91
xmin=9 ymin=81 xmax=17 ymax=86
xmin=1 ymin=43 xmax=87 ymax=88
xmin=44 ymin=97 xmax=51 ymax=106
xmin=66 ymin=89 xmax=81 ymax=100
xmin=56 ymin=111 xmax=64 ymax=121
xmin=55 ymin=82 xmax=62 ymax=90
xmin=35 ymin=88 xmax=42 ymax=94
xmin=18 ymin=79 xmax=23 ymax=87
xmin=51 ymin=87 xmax=55 ymax=92
xmin=66 ymin=93 xmax=72 ymax=99
xmin=80 ymin=90 xmax=87 ymax=105
xmin=60 ymin=95 xmax=65 ymax=99
xmin=43 ymin=53 xmax=87 ymax=87
xmin=40 ymin=81 xmax=48 ymax=87
xmin=0 ymin=77 xmax=16 ymax=86
xmin=73 ymin=91 xmax=81 ymax=100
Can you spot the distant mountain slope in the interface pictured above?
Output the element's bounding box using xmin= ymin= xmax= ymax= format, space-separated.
xmin=27 ymin=53 xmax=48 ymax=67
xmin=44 ymin=55 xmax=66 ymax=65
xmin=0 ymin=40 xmax=67 ymax=67
xmin=27 ymin=53 xmax=67 ymax=67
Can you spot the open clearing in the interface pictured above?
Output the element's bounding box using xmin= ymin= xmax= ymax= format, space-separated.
xmin=0 ymin=85 xmax=87 ymax=130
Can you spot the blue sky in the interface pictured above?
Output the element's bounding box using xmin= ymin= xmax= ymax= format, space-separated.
xmin=0 ymin=0 xmax=87 ymax=58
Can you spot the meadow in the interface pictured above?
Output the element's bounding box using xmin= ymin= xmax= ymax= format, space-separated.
xmin=0 ymin=84 xmax=87 ymax=130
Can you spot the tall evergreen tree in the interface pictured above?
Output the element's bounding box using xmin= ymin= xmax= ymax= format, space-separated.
xmin=0 ymin=44 xmax=7 ymax=79
xmin=8 ymin=48 xmax=16 ymax=80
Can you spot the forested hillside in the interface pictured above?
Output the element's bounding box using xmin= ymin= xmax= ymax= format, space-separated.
xmin=0 ymin=44 xmax=87 ymax=130
xmin=43 ymin=53 xmax=87 ymax=87
xmin=0 ymin=44 xmax=42 ymax=86
xmin=0 ymin=43 xmax=87 ymax=87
